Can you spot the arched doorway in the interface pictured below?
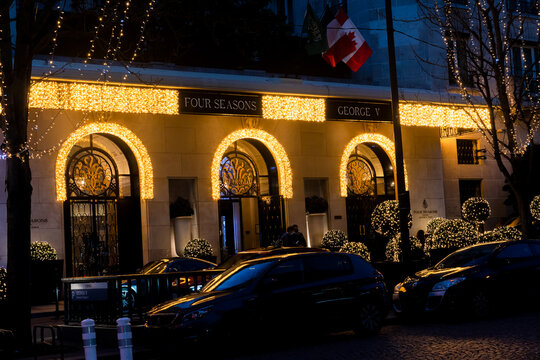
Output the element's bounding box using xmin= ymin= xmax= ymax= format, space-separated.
xmin=345 ymin=142 xmax=395 ymax=244
xmin=218 ymin=139 xmax=285 ymax=260
xmin=63 ymin=133 xmax=143 ymax=276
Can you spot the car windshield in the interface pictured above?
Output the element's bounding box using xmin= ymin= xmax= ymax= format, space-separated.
xmin=202 ymin=260 xmax=275 ymax=292
xmin=140 ymin=261 xmax=168 ymax=274
xmin=215 ymin=253 xmax=260 ymax=269
xmin=435 ymin=243 xmax=499 ymax=269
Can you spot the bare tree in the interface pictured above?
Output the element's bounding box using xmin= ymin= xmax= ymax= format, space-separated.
xmin=418 ymin=0 xmax=539 ymax=235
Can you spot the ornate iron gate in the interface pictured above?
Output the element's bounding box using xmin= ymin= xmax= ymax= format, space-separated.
xmin=258 ymin=195 xmax=285 ymax=247
xmin=65 ymin=145 xmax=120 ymax=276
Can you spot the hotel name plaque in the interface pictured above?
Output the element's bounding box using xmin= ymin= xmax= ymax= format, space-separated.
xmin=326 ymin=99 xmax=392 ymax=122
xmin=180 ymin=90 xmax=262 ymax=116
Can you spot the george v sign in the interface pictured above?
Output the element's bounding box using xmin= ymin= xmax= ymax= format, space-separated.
xmin=326 ymin=99 xmax=392 ymax=122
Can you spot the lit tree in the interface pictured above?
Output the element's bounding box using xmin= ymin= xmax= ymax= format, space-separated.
xmin=0 ymin=0 xmax=155 ymax=347
xmin=418 ymin=0 xmax=539 ymax=236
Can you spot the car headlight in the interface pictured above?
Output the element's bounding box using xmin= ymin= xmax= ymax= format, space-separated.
xmin=182 ymin=305 xmax=214 ymax=322
xmin=431 ymin=277 xmax=466 ymax=292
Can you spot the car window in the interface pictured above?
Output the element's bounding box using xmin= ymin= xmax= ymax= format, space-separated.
xmin=303 ymin=254 xmax=352 ymax=282
xmin=168 ymin=259 xmax=211 ymax=272
xmin=203 ymin=261 xmax=275 ymax=292
xmin=215 ymin=253 xmax=259 ymax=269
xmin=141 ymin=261 xmax=168 ymax=274
xmin=435 ymin=243 xmax=498 ymax=269
xmin=496 ymin=244 xmax=534 ymax=259
xmin=528 ymin=243 xmax=540 ymax=256
xmin=260 ymin=259 xmax=303 ymax=290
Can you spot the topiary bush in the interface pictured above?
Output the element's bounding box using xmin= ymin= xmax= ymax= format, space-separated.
xmin=385 ymin=235 xmax=425 ymax=262
xmin=183 ymin=238 xmax=213 ymax=259
xmin=339 ymin=241 xmax=370 ymax=261
xmin=426 ymin=217 xmax=448 ymax=235
xmin=462 ymin=197 xmax=491 ymax=223
xmin=30 ymin=241 xmax=57 ymax=261
xmin=429 ymin=219 xmax=478 ymax=250
xmin=321 ymin=230 xmax=347 ymax=252
xmin=479 ymin=226 xmax=523 ymax=243
xmin=371 ymin=200 xmax=412 ymax=239
xmin=0 ymin=267 xmax=6 ymax=302
xmin=530 ymin=195 xmax=540 ymax=221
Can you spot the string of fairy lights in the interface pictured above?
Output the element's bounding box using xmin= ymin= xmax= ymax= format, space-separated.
xmin=435 ymin=0 xmax=539 ymax=158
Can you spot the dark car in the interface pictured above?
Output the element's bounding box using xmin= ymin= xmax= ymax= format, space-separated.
xmin=122 ymin=257 xmax=216 ymax=308
xmin=146 ymin=252 xmax=387 ymax=341
xmin=393 ymin=239 xmax=540 ymax=318
xmin=215 ymin=246 xmax=328 ymax=270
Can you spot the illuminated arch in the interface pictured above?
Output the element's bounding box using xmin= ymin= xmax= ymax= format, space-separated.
xmin=56 ymin=122 xmax=154 ymax=201
xmin=339 ymin=133 xmax=408 ymax=197
xmin=211 ymin=129 xmax=292 ymax=200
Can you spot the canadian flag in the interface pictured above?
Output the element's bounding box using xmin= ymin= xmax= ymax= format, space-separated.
xmin=322 ymin=8 xmax=372 ymax=72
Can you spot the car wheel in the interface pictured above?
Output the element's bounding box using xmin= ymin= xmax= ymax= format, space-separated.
xmin=471 ymin=290 xmax=490 ymax=318
xmin=354 ymin=302 xmax=383 ymax=336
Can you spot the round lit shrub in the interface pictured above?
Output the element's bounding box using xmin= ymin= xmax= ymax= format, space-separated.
xmin=339 ymin=241 xmax=370 ymax=261
xmin=462 ymin=197 xmax=491 ymax=223
xmin=30 ymin=241 xmax=57 ymax=261
xmin=530 ymin=195 xmax=540 ymax=221
xmin=426 ymin=217 xmax=448 ymax=235
xmin=371 ymin=200 xmax=412 ymax=238
xmin=0 ymin=267 xmax=6 ymax=302
xmin=479 ymin=226 xmax=523 ymax=243
xmin=183 ymin=238 xmax=213 ymax=259
xmin=321 ymin=230 xmax=347 ymax=252
xmin=385 ymin=235 xmax=424 ymax=262
xmin=430 ymin=219 xmax=478 ymax=250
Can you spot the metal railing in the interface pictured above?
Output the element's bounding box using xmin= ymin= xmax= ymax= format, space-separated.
xmin=62 ymin=269 xmax=224 ymax=325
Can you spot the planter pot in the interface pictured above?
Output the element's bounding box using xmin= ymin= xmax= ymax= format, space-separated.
xmin=173 ymin=216 xmax=193 ymax=256
xmin=306 ymin=213 xmax=328 ymax=248
xmin=30 ymin=259 xmax=63 ymax=305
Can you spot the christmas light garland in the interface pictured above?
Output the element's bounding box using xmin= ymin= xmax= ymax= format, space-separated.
xmin=211 ymin=129 xmax=292 ymax=200
xmin=339 ymin=241 xmax=371 ymax=261
xmin=530 ymin=195 xmax=540 ymax=221
xmin=55 ymin=122 xmax=154 ymax=201
xmin=371 ymin=200 xmax=412 ymax=239
xmin=462 ymin=197 xmax=491 ymax=223
xmin=429 ymin=219 xmax=477 ymax=250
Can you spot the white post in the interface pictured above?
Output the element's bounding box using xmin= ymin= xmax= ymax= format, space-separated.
xmin=117 ymin=317 xmax=133 ymax=360
xmin=81 ymin=319 xmax=97 ymax=360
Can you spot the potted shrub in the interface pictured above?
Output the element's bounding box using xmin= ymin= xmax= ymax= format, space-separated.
xmin=321 ymin=229 xmax=347 ymax=252
xmin=305 ymin=196 xmax=329 ymax=248
xmin=170 ymin=197 xmax=195 ymax=256
xmin=428 ymin=219 xmax=477 ymax=264
xmin=29 ymin=241 xmax=63 ymax=304
xmin=339 ymin=241 xmax=371 ymax=262
xmin=183 ymin=238 xmax=216 ymax=263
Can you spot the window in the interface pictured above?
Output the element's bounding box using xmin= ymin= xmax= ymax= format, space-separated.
xmin=512 ymin=45 xmax=539 ymax=94
xmin=303 ymin=254 xmax=352 ymax=282
xmin=497 ymin=244 xmax=533 ymax=259
xmin=507 ymin=0 xmax=539 ymax=14
xmin=447 ymin=33 xmax=473 ymax=87
xmin=457 ymin=139 xmax=479 ymax=164
xmin=261 ymin=259 xmax=304 ymax=290
xmin=459 ymin=179 xmax=482 ymax=206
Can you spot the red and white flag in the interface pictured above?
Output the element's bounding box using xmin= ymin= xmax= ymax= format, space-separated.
xmin=322 ymin=7 xmax=372 ymax=72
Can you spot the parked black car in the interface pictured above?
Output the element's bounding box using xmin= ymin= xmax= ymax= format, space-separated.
xmin=393 ymin=239 xmax=540 ymax=318
xmin=215 ymin=246 xmax=328 ymax=270
xmin=146 ymin=252 xmax=387 ymax=341
xmin=122 ymin=257 xmax=216 ymax=308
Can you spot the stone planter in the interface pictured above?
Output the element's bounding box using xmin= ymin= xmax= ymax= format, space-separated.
xmin=306 ymin=213 xmax=328 ymax=248
xmin=173 ymin=216 xmax=193 ymax=256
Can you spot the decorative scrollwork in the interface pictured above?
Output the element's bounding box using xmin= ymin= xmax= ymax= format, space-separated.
xmin=347 ymin=157 xmax=375 ymax=196
xmin=73 ymin=153 xmax=113 ymax=196
xmin=220 ymin=153 xmax=257 ymax=197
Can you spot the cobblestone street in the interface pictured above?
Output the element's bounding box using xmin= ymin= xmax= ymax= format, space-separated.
xmin=221 ymin=311 xmax=540 ymax=360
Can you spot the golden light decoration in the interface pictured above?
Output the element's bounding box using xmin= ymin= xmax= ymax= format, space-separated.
xmin=262 ymin=95 xmax=325 ymax=122
xmin=339 ymin=133 xmax=408 ymax=197
xmin=399 ymin=103 xmax=489 ymax=128
xmin=29 ymin=80 xmax=178 ymax=115
xmin=211 ymin=129 xmax=292 ymax=200
xmin=55 ymin=122 xmax=154 ymax=201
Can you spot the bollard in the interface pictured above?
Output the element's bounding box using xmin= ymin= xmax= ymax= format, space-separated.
xmin=117 ymin=317 xmax=133 ymax=360
xmin=81 ymin=319 xmax=97 ymax=360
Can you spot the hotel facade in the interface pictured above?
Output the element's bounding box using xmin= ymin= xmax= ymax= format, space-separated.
xmin=0 ymin=61 xmax=508 ymax=276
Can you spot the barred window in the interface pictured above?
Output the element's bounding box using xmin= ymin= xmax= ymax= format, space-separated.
xmin=457 ymin=139 xmax=479 ymax=164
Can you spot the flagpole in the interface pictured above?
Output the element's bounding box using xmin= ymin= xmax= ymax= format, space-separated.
xmin=384 ymin=0 xmax=411 ymax=264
